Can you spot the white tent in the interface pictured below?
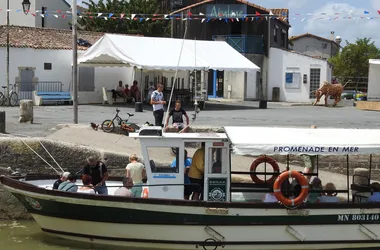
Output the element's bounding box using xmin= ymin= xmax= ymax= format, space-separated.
xmin=224 ymin=126 xmax=380 ymax=156
xmin=77 ymin=34 xmax=260 ymax=72
xmin=368 ymin=59 xmax=380 ymax=100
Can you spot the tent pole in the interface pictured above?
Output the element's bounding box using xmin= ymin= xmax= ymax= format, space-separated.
xmin=140 ymin=69 xmax=143 ymax=102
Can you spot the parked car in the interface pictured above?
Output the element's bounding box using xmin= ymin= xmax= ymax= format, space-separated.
xmin=341 ymin=90 xmax=355 ymax=100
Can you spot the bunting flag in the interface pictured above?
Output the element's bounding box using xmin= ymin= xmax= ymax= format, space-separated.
xmin=2 ymin=8 xmax=380 ymax=23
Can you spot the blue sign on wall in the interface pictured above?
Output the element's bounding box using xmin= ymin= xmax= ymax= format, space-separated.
xmin=206 ymin=4 xmax=247 ymax=18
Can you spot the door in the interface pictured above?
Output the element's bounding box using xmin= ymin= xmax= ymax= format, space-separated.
xmin=19 ymin=68 xmax=35 ymax=100
xmin=216 ymin=71 xmax=224 ymax=97
xmin=245 ymin=71 xmax=258 ymax=100
xmin=309 ymin=68 xmax=321 ymax=98
xmin=203 ymin=141 xmax=230 ymax=202
xmin=207 ymin=69 xmax=214 ymax=96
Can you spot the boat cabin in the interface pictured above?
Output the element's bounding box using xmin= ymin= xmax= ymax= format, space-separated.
xmin=130 ymin=127 xmax=231 ymax=201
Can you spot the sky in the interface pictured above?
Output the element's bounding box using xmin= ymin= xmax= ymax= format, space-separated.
xmin=72 ymin=0 xmax=380 ymax=46
xmin=253 ymin=0 xmax=380 ymax=46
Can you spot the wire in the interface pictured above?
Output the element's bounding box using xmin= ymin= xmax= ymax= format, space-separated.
xmin=163 ymin=19 xmax=189 ymax=130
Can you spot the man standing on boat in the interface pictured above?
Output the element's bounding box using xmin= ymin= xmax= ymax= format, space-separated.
xmin=82 ymin=156 xmax=109 ymax=195
xmin=150 ymin=83 xmax=166 ymax=127
xmin=188 ymin=142 xmax=205 ymax=200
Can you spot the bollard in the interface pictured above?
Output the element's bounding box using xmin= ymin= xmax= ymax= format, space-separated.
xmin=0 ymin=111 xmax=5 ymax=133
xmin=19 ymin=99 xmax=34 ymax=123
xmin=135 ymin=102 xmax=143 ymax=112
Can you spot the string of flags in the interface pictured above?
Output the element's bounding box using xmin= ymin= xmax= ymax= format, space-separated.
xmin=2 ymin=8 xmax=380 ymax=22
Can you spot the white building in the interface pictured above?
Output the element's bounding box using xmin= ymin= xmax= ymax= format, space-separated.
xmin=0 ymin=25 xmax=143 ymax=104
xmin=268 ymin=48 xmax=332 ymax=103
xmin=289 ymin=32 xmax=341 ymax=60
xmin=0 ymin=0 xmax=71 ymax=29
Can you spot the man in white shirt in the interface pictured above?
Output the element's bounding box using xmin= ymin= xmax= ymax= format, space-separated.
xmin=114 ymin=176 xmax=134 ymax=197
xmin=112 ymin=81 xmax=127 ymax=102
xmin=150 ymin=83 xmax=166 ymax=126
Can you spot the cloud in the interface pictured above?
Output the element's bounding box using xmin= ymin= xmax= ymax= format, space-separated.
xmin=371 ymin=0 xmax=380 ymax=10
xmin=303 ymin=2 xmax=380 ymax=46
xmin=251 ymin=0 xmax=312 ymax=9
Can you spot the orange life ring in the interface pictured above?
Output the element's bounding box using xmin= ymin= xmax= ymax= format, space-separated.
xmin=250 ymin=156 xmax=280 ymax=184
xmin=273 ymin=170 xmax=309 ymax=206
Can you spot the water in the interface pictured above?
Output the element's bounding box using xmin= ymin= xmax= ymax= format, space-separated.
xmin=0 ymin=220 xmax=134 ymax=250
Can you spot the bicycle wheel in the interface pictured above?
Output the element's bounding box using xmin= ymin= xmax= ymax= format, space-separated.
xmin=9 ymin=92 xmax=19 ymax=107
xmin=0 ymin=92 xmax=5 ymax=106
xmin=101 ymin=120 xmax=115 ymax=133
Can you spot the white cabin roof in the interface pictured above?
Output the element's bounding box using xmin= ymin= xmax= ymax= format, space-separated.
xmin=129 ymin=131 xmax=228 ymax=140
xmin=224 ymin=126 xmax=380 ymax=156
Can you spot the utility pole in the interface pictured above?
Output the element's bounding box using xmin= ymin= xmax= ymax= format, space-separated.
xmin=72 ymin=0 xmax=78 ymax=124
xmin=6 ymin=0 xmax=10 ymax=106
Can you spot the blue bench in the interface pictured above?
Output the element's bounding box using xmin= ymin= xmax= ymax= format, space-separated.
xmin=36 ymin=92 xmax=73 ymax=105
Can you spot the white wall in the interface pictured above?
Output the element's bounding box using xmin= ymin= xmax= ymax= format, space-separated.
xmin=268 ymin=48 xmax=329 ymax=103
xmin=245 ymin=71 xmax=257 ymax=100
xmin=35 ymin=0 xmax=71 ymax=29
xmin=0 ymin=0 xmax=70 ymax=29
xmin=368 ymin=62 xmax=380 ymax=100
xmin=291 ymin=36 xmax=333 ymax=60
xmin=223 ymin=71 xmax=245 ymax=99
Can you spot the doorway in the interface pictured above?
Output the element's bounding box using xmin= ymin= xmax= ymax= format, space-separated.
xmin=208 ymin=70 xmax=224 ymax=98
xmin=18 ymin=68 xmax=35 ymax=100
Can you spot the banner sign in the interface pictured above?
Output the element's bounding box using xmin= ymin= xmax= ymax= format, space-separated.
xmin=274 ymin=146 xmax=359 ymax=154
xmin=206 ymin=4 xmax=247 ymax=18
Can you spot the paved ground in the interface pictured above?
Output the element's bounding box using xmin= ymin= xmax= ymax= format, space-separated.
xmin=0 ymin=99 xmax=379 ymax=137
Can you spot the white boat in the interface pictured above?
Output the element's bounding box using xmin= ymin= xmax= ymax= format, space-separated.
xmin=1 ymin=126 xmax=380 ymax=250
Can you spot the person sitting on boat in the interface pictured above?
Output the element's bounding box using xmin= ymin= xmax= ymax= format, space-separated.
xmin=82 ymin=156 xmax=109 ymax=195
xmin=318 ymin=182 xmax=339 ymax=203
xmin=164 ymin=100 xmax=190 ymax=132
xmin=58 ymin=173 xmax=78 ymax=193
xmin=53 ymin=171 xmax=70 ymax=190
xmin=77 ymin=174 xmax=96 ymax=194
xmin=126 ymin=154 xmax=146 ymax=198
xmin=188 ymin=142 xmax=205 ymax=200
xmin=114 ymin=176 xmax=134 ymax=197
xmin=307 ymin=177 xmax=323 ymax=204
xmin=368 ymin=182 xmax=380 ymax=202
xmin=171 ymin=149 xmax=192 ymax=200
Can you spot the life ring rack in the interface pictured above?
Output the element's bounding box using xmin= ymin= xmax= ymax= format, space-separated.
xmin=250 ymin=155 xmax=280 ymax=184
xmin=273 ymin=170 xmax=309 ymax=207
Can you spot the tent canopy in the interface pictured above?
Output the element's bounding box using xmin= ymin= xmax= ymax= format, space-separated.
xmin=78 ymin=34 xmax=260 ymax=72
xmin=224 ymin=126 xmax=380 ymax=156
xmin=369 ymin=59 xmax=380 ymax=65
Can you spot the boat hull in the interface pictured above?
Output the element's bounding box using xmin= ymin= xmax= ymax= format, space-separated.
xmin=2 ymin=176 xmax=380 ymax=250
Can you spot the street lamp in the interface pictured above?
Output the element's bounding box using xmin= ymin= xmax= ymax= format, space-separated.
xmin=6 ymin=0 xmax=30 ymax=106
xmin=72 ymin=1 xmax=78 ymax=124
xmin=22 ymin=0 xmax=31 ymax=15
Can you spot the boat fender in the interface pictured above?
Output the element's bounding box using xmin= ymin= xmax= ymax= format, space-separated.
xmin=142 ymin=187 xmax=149 ymax=198
xmin=273 ymin=170 xmax=309 ymax=207
xmin=250 ymin=155 xmax=280 ymax=184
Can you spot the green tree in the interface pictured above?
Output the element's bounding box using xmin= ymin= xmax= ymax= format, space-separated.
xmin=329 ymin=38 xmax=380 ymax=78
xmin=79 ymin=0 xmax=170 ymax=37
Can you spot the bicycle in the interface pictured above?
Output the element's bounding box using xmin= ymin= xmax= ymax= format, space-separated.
xmin=101 ymin=109 xmax=140 ymax=135
xmin=0 ymin=84 xmax=19 ymax=107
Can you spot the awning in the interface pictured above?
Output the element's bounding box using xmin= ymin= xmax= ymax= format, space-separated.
xmin=224 ymin=126 xmax=380 ymax=156
xmin=78 ymin=34 xmax=260 ymax=72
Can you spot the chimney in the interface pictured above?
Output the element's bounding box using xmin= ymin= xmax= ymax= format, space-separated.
xmin=330 ymin=31 xmax=335 ymax=41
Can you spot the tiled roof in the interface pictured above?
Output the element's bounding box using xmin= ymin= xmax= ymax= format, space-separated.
xmin=289 ymin=33 xmax=340 ymax=47
xmin=170 ymin=0 xmax=290 ymax=26
xmin=0 ymin=26 xmax=141 ymax=51
xmin=281 ymin=48 xmax=329 ymax=62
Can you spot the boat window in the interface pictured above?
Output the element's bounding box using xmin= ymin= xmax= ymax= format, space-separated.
xmin=208 ymin=147 xmax=228 ymax=174
xmin=146 ymin=147 xmax=179 ymax=173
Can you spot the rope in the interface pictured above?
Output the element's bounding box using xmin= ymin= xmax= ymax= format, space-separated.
xmin=38 ymin=140 xmax=65 ymax=173
xmin=20 ymin=139 xmax=61 ymax=174
xmin=163 ymin=20 xmax=189 ymax=130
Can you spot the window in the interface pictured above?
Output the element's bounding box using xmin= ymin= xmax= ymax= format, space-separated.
xmin=281 ymin=30 xmax=286 ymax=47
xmin=273 ymin=27 xmax=277 ymax=42
xmin=309 ymin=68 xmax=321 ymax=98
xmin=41 ymin=7 xmax=46 ymax=28
xmin=44 ymin=63 xmax=52 ymax=70
xmin=322 ymin=43 xmax=328 ymax=49
xmin=208 ymin=147 xmax=228 ymax=174
xmin=147 ymin=147 xmax=179 ymax=173
xmin=78 ymin=67 xmax=95 ymax=91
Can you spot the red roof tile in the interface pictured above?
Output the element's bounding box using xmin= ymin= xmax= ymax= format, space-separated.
xmin=0 ymin=25 xmax=142 ymax=50
xmin=289 ymin=33 xmax=340 ymax=47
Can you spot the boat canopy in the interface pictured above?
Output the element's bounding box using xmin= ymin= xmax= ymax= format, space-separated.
xmin=77 ymin=34 xmax=260 ymax=72
xmin=224 ymin=126 xmax=380 ymax=156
